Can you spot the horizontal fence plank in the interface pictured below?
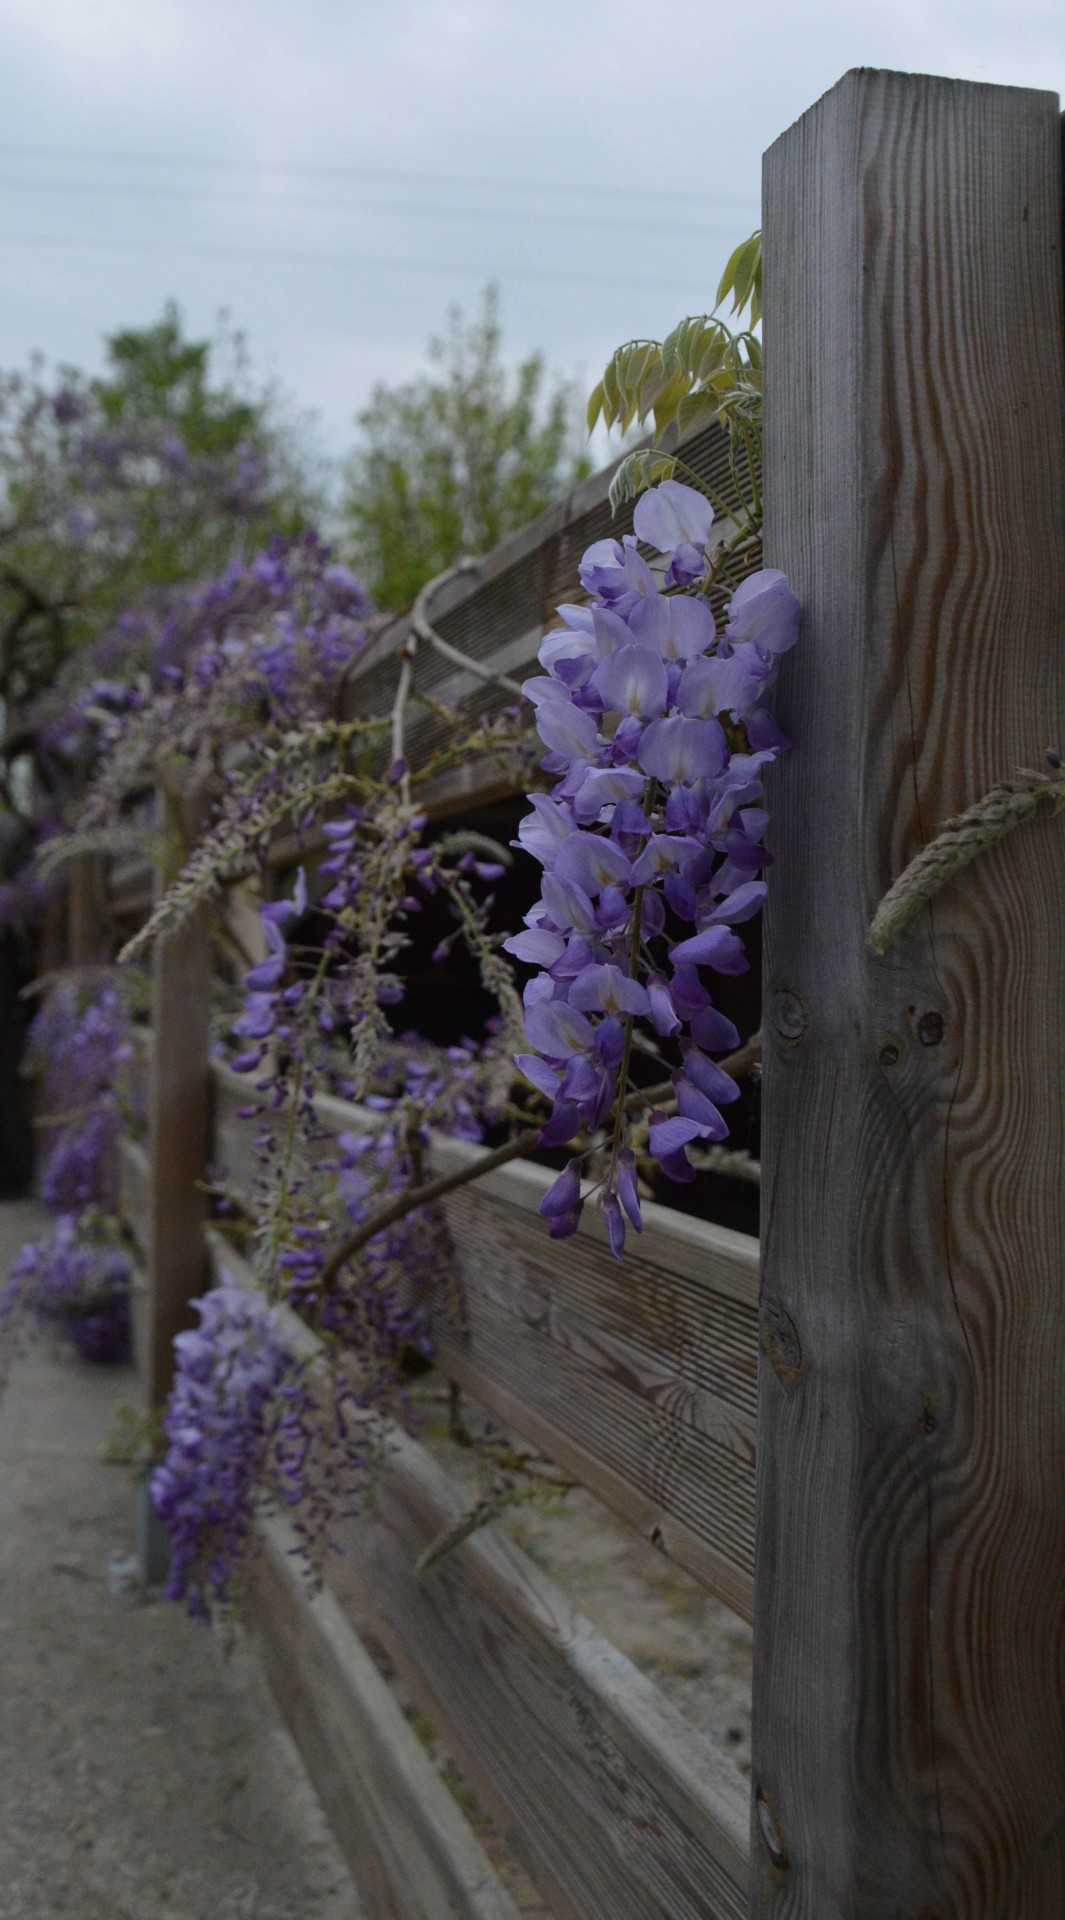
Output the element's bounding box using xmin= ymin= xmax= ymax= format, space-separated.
xmin=211 ymin=1063 xmax=760 ymax=1619
xmin=248 ymin=1513 xmax=522 ymax=1920
xmin=207 ymin=1232 xmax=751 ymax=1920
xmin=434 ymin=1146 xmax=757 ymax=1622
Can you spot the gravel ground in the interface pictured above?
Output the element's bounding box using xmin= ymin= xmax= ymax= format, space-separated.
xmin=0 ymin=1200 xmax=362 ymax=1920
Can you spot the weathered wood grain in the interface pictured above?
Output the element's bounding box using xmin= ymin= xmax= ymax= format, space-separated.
xmin=210 ymin=1066 xmax=761 ymax=1618
xmin=209 ymin=1234 xmax=752 ymax=1920
xmin=432 ymin=1144 xmax=758 ymax=1622
xmin=332 ymin=1423 xmax=751 ymax=1920
xmin=247 ymin=1514 xmax=522 ymax=1920
xmin=754 ymin=70 xmax=1065 ymax=1916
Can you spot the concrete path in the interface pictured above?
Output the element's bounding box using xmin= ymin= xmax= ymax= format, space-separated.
xmin=0 ymin=1202 xmax=362 ymax=1920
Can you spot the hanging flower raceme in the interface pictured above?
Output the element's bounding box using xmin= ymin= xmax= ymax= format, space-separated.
xmin=507 ymin=479 xmax=799 ymax=1255
xmin=0 ymin=1214 xmax=131 ymax=1372
xmin=151 ymin=1278 xmax=314 ymax=1619
xmin=27 ymin=970 xmax=134 ymax=1211
xmin=152 ymin=1270 xmax=402 ymax=1620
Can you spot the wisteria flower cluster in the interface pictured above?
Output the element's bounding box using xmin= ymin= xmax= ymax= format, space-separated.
xmin=70 ymin=533 xmax=373 ymax=841
xmin=0 ymin=1213 xmax=131 ymax=1374
xmin=508 ymin=479 xmax=799 ymax=1253
xmin=0 ymin=969 xmax=136 ymax=1377
xmin=151 ymin=1278 xmax=305 ymax=1617
xmin=26 ymin=970 xmax=134 ymax=1212
xmin=151 ymin=1274 xmax=380 ymax=1620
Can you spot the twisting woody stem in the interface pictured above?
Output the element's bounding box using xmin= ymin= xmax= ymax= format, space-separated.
xmin=315 ymin=1032 xmax=761 ymax=1296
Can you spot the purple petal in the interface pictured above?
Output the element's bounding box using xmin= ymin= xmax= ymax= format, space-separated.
xmin=677 ymin=646 xmax=770 ymax=719
xmin=535 ymin=697 xmax=600 ymax=763
xmin=568 ymin=964 xmax=649 ymax=1017
xmin=539 ymin=626 xmax=595 ymax=679
xmin=548 ymin=1206 xmax=583 ymax=1240
xmin=633 ymin=479 xmax=713 ymax=555
xmin=690 ymin=1005 xmax=741 ymax=1052
xmin=745 ymin=705 xmax=791 ymax=754
xmin=541 ymin=873 xmax=597 ymax=937
xmin=592 ymin=605 xmax=636 ymax=656
xmin=504 ymin=927 xmax=566 ymax=965
xmin=663 ymin=596 xmax=718 ymax=662
xmin=538 ymin=1102 xmax=583 ymax=1148
xmin=524 ymin=998 xmax=596 ymax=1059
xmin=515 ymin=1053 xmax=562 ymax=1099
xmin=675 ymin=1078 xmax=729 ymax=1139
xmin=648 ymin=1115 xmax=706 ymax=1159
xmin=724 ymin=569 xmax=801 ymax=657
xmin=540 ymin=1159 xmax=583 ymax=1220
xmin=515 ymin=794 xmax=575 ymax=870
xmin=601 ymin=1193 xmax=626 ymax=1260
xmin=591 ymin=644 xmax=669 ymax=720
xmin=638 ymin=715 xmax=727 ymax=785
xmin=682 ymin=1047 xmax=741 ymax=1105
xmin=553 ymin=832 xmax=632 ymax=897
xmin=648 ymin=978 xmax=682 ymax=1037
xmin=669 ymin=925 xmax=748 ymax=972
xmin=572 ymin=766 xmax=647 ymax=825
xmin=243 ymin=957 xmax=284 ymax=991
xmin=707 ymin=880 xmax=767 ymax=925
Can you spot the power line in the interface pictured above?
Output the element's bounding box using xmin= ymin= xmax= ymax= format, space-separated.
xmin=0 ymin=141 xmax=757 ymax=213
xmin=0 ymin=171 xmax=755 ymax=242
xmin=0 ymin=229 xmax=713 ymax=295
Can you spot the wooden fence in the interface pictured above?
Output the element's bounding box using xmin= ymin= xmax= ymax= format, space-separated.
xmin=90 ymin=69 xmax=1065 ymax=1920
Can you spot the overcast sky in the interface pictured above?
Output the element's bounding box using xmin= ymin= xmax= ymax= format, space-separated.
xmin=0 ymin=0 xmax=1062 ymax=468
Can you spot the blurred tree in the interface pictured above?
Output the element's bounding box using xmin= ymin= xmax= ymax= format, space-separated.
xmin=343 ymin=286 xmax=592 ymax=611
xmin=0 ymin=303 xmax=316 ymax=720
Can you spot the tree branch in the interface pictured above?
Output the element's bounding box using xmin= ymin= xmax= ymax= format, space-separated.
xmin=316 ymin=1031 xmax=761 ymax=1293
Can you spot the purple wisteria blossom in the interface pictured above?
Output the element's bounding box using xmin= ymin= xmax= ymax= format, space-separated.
xmin=507 ymin=479 xmax=799 ymax=1254
xmin=0 ymin=1215 xmax=130 ymax=1372
xmin=151 ymin=1279 xmax=301 ymax=1619
xmin=1 ymin=973 xmax=135 ymax=1375
xmin=151 ymin=1259 xmax=415 ymax=1621
xmin=27 ymin=972 xmax=133 ymax=1212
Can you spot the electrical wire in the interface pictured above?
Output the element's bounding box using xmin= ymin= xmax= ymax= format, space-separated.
xmin=0 ymin=228 xmax=710 ymax=294
xmin=0 ymin=171 xmax=755 ymax=242
xmin=0 ymin=141 xmax=756 ymax=212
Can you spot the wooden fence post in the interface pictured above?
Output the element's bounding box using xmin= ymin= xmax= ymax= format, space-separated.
xmin=753 ymin=71 xmax=1065 ymax=1916
xmin=67 ymin=853 xmax=108 ymax=969
xmin=142 ymin=789 xmax=211 ymax=1406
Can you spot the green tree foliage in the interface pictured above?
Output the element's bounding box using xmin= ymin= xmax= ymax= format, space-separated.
xmin=92 ymin=302 xmax=261 ymax=455
xmin=343 ymin=287 xmax=592 ymax=612
xmin=0 ymin=304 xmax=314 ymax=717
xmin=587 ymin=232 xmax=763 ymax=516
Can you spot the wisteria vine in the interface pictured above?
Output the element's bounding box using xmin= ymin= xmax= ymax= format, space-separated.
xmin=1 ymin=252 xmax=804 ymax=1620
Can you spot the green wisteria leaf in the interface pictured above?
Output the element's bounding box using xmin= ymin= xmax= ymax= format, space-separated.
xmin=608 ymin=449 xmax=677 ymax=515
